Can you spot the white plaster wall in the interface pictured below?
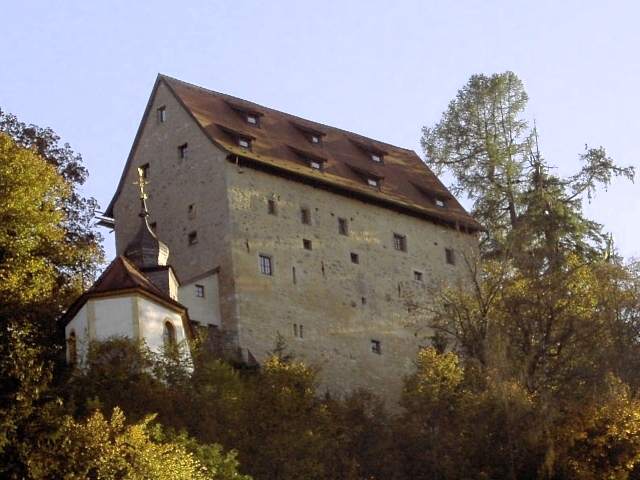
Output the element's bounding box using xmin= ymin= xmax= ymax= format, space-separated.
xmin=65 ymin=293 xmax=192 ymax=367
xmin=137 ymin=296 xmax=191 ymax=360
xmin=94 ymin=297 xmax=135 ymax=340
xmin=168 ymin=269 xmax=179 ymax=301
xmin=65 ymin=303 xmax=88 ymax=363
xmin=179 ymin=273 xmax=222 ymax=326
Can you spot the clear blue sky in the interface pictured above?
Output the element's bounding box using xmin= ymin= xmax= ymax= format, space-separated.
xmin=3 ymin=0 xmax=639 ymax=260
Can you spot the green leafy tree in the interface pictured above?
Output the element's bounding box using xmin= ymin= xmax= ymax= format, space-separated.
xmin=0 ymin=112 xmax=101 ymax=477
xmin=233 ymin=356 xmax=334 ymax=480
xmin=558 ymin=376 xmax=640 ymax=480
xmin=0 ymin=110 xmax=103 ymax=293
xmin=0 ymin=132 xmax=77 ymax=476
xmin=0 ymin=132 xmax=71 ymax=316
xmin=395 ymin=347 xmax=469 ymax=479
xmin=324 ymin=389 xmax=394 ymax=480
xmin=64 ymin=338 xmax=165 ymax=421
xmin=28 ymin=407 xmax=250 ymax=480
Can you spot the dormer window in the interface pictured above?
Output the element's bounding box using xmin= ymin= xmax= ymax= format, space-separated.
xmin=291 ymin=122 xmax=325 ymax=146
xmin=411 ymin=181 xmax=450 ymax=209
xmin=289 ymin=146 xmax=326 ymax=171
xmin=217 ymin=124 xmax=255 ymax=151
xmin=350 ymin=139 xmax=387 ymax=164
xmin=226 ymin=101 xmax=262 ymax=127
xmin=347 ymin=164 xmax=383 ymax=190
xmin=238 ymin=137 xmax=251 ymax=149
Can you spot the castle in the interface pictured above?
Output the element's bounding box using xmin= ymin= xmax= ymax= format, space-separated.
xmin=65 ymin=74 xmax=480 ymax=402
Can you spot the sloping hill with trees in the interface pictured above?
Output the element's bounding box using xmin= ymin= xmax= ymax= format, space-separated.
xmin=2 ymin=72 xmax=640 ymax=479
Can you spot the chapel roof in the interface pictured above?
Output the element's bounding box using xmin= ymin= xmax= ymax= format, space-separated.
xmin=61 ymin=256 xmax=185 ymax=326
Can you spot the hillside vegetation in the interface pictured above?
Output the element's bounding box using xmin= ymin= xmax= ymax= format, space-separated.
xmin=1 ymin=73 xmax=640 ymax=479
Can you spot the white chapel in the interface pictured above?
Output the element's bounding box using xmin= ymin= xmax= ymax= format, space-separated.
xmin=62 ymin=170 xmax=193 ymax=365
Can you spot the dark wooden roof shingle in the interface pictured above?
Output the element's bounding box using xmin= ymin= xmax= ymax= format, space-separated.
xmin=61 ymin=256 xmax=186 ymax=326
xmin=106 ymin=74 xmax=480 ymax=231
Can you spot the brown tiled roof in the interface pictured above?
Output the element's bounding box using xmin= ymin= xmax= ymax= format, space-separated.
xmin=106 ymin=74 xmax=480 ymax=231
xmin=61 ymin=256 xmax=186 ymax=326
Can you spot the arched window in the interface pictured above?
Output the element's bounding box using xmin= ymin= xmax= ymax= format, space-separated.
xmin=163 ymin=321 xmax=177 ymax=350
xmin=67 ymin=330 xmax=77 ymax=366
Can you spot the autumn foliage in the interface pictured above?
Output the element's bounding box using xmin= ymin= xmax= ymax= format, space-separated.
xmin=3 ymin=71 xmax=640 ymax=479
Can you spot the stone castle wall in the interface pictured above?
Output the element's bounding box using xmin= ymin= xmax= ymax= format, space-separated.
xmin=225 ymin=163 xmax=477 ymax=402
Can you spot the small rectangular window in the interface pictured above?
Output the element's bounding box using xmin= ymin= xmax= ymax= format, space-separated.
xmin=414 ymin=270 xmax=424 ymax=282
xmin=268 ymin=199 xmax=277 ymax=215
xmin=310 ymin=134 xmax=320 ymax=144
xmin=300 ymin=207 xmax=311 ymax=225
xmin=338 ymin=218 xmax=349 ymax=236
xmin=139 ymin=163 xmax=150 ymax=180
xmin=350 ymin=252 xmax=359 ymax=264
xmin=445 ymin=248 xmax=455 ymax=265
xmin=178 ymin=143 xmax=188 ymax=159
xmin=371 ymin=153 xmax=382 ymax=163
xmin=393 ymin=233 xmax=407 ymax=252
xmin=195 ymin=284 xmax=205 ymax=297
xmin=310 ymin=160 xmax=322 ymax=170
xmin=371 ymin=339 xmax=382 ymax=355
xmin=303 ymin=239 xmax=312 ymax=250
xmin=367 ymin=178 xmax=379 ymax=188
xmin=435 ymin=198 xmax=446 ymax=208
xmin=246 ymin=114 xmax=258 ymax=125
xmin=188 ymin=231 xmax=198 ymax=245
xmin=238 ymin=137 xmax=251 ymax=149
xmin=157 ymin=106 xmax=166 ymax=123
xmin=293 ymin=323 xmax=298 ymax=337
xmin=188 ymin=203 xmax=196 ymax=219
xmin=259 ymin=254 xmax=273 ymax=276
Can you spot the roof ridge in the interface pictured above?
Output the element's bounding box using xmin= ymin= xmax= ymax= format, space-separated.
xmin=119 ymin=255 xmax=168 ymax=296
xmin=158 ymin=74 xmax=420 ymax=155
xmin=86 ymin=255 xmax=124 ymax=293
xmin=89 ymin=255 xmax=162 ymax=297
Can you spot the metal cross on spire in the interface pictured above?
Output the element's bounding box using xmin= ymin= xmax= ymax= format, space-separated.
xmin=134 ymin=166 xmax=150 ymax=218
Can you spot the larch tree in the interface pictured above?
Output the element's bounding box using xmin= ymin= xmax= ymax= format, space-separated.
xmin=421 ymin=71 xmax=633 ymax=261
xmin=413 ymin=72 xmax=640 ymax=478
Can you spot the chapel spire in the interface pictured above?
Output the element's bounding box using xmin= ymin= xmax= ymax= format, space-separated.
xmin=124 ymin=167 xmax=169 ymax=269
